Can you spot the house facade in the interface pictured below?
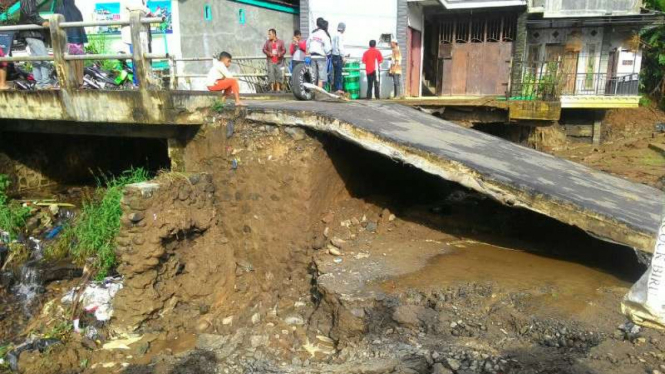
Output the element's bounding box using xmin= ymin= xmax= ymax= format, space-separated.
xmin=410 ymin=0 xmax=661 ymax=111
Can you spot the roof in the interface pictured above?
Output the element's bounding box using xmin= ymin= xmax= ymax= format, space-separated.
xmin=438 ymin=0 xmax=527 ymax=9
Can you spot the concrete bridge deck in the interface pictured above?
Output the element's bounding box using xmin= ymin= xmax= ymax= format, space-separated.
xmin=0 ymin=89 xmax=663 ymax=253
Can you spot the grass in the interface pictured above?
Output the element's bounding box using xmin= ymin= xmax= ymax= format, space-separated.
xmin=211 ymin=99 xmax=226 ymax=113
xmin=0 ymin=175 xmax=31 ymax=241
xmin=48 ymin=168 xmax=150 ymax=280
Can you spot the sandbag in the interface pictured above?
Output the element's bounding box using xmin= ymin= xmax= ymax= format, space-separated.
xmin=622 ymin=214 xmax=665 ymax=329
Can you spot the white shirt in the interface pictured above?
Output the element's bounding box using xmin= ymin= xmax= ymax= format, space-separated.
xmin=121 ymin=0 xmax=150 ymax=45
xmin=332 ymin=31 xmax=345 ymax=56
xmin=206 ymin=60 xmax=234 ymax=87
xmin=307 ymin=29 xmax=332 ymax=56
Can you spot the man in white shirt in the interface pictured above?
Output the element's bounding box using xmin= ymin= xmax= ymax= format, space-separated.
xmin=206 ymin=51 xmax=246 ymax=106
xmin=331 ymin=22 xmax=347 ymax=94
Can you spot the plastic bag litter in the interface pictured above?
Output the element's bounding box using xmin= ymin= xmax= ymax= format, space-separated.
xmin=62 ymin=277 xmax=123 ymax=322
xmin=622 ymin=214 xmax=665 ymax=329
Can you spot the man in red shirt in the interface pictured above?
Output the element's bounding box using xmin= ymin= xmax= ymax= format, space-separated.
xmin=262 ymin=28 xmax=286 ymax=92
xmin=362 ymin=40 xmax=383 ymax=99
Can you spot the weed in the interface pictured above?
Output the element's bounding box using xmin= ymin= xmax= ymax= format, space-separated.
xmin=639 ymin=95 xmax=653 ymax=107
xmin=43 ymin=321 xmax=72 ymax=341
xmin=62 ymin=168 xmax=150 ymax=280
xmin=0 ymin=175 xmax=31 ymax=241
xmin=212 ymin=99 xmax=226 ymax=113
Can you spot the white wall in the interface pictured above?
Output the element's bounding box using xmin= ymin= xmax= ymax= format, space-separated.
xmin=307 ymin=0 xmax=399 ymax=98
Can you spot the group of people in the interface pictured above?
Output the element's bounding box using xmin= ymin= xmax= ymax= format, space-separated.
xmin=0 ymin=0 xmax=151 ymax=90
xmin=206 ymin=19 xmax=403 ymax=105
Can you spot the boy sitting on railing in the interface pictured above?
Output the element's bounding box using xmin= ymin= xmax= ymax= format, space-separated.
xmin=206 ymin=52 xmax=246 ymax=107
xmin=0 ymin=46 xmax=7 ymax=90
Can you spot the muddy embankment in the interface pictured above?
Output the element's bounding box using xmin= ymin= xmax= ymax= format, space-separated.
xmin=0 ymin=115 xmax=662 ymax=374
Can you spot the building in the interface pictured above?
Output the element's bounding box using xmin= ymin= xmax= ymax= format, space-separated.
xmin=1 ymin=0 xmax=299 ymax=90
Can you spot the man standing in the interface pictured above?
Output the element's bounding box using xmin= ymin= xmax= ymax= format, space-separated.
xmin=362 ymin=40 xmax=383 ymax=99
xmin=19 ymin=0 xmax=52 ymax=89
xmin=262 ymin=29 xmax=286 ymax=92
xmin=331 ymin=22 xmax=347 ymax=94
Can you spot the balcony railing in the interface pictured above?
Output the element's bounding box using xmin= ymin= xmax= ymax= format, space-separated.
xmin=510 ymin=60 xmax=640 ymax=100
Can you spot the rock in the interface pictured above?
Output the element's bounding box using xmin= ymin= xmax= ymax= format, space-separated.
xmin=330 ymin=237 xmax=346 ymax=249
xmin=327 ymin=245 xmax=342 ymax=256
xmin=446 ymin=358 xmax=461 ymax=371
xmin=251 ymin=313 xmax=261 ymax=325
xmin=128 ymin=212 xmax=144 ymax=223
xmin=366 ymin=221 xmax=378 ymax=233
xmin=312 ymin=234 xmax=327 ymax=250
xmin=284 ymin=315 xmax=305 ymax=326
xmin=389 ymin=214 xmax=396 ymax=222
xmin=285 ymin=127 xmax=306 ymax=141
xmin=250 ymin=335 xmax=269 ymax=348
xmin=432 ymin=362 xmax=453 ymax=374
xmin=196 ymin=334 xmax=229 ymax=350
xmin=196 ymin=320 xmax=211 ymax=332
xmin=236 ymin=260 xmax=254 ymax=273
xmin=222 ymin=316 xmax=233 ymax=325
xmin=392 ymin=305 xmax=424 ymax=328
xmin=322 ymin=212 xmax=334 ymax=224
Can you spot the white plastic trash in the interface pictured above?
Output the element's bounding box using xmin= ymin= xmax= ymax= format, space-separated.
xmin=62 ymin=278 xmax=123 ymax=322
xmin=622 ymin=214 xmax=665 ymax=329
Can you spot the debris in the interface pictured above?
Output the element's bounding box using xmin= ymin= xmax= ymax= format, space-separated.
xmin=223 ymin=316 xmax=234 ymax=325
xmin=62 ymin=277 xmax=123 ymax=321
xmin=226 ymin=120 xmax=235 ymax=138
xmin=7 ymin=338 xmax=62 ymax=371
xmin=327 ymin=245 xmax=342 ymax=256
xmin=389 ymin=214 xmax=396 ymax=222
xmin=284 ymin=127 xmax=306 ymax=141
xmin=330 ymin=237 xmax=346 ymax=249
xmin=656 ymin=123 xmax=665 ymax=133
xmin=43 ymin=225 xmax=63 ymax=240
xmin=333 ymin=258 xmax=343 ymax=264
xmin=232 ymin=159 xmax=239 ymax=170
xmin=251 ymin=313 xmax=261 ymax=324
xmin=284 ymin=314 xmax=305 ymax=326
xmin=102 ymin=335 xmax=143 ymax=350
xmin=366 ymin=221 xmax=378 ymax=233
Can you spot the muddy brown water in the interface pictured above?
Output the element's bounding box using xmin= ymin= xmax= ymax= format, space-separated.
xmin=379 ymin=241 xmax=630 ymax=318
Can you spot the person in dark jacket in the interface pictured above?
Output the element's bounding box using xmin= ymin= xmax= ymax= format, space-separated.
xmin=19 ymin=0 xmax=52 ymax=89
xmin=56 ymin=0 xmax=87 ymax=86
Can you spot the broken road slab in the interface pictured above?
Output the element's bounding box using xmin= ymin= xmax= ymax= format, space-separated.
xmin=243 ymin=100 xmax=665 ymax=254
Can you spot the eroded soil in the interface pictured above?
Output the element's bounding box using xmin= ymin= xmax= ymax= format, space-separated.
xmin=1 ymin=115 xmax=662 ymax=374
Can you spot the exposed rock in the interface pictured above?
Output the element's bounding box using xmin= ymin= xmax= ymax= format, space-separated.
xmin=392 ymin=305 xmax=425 ymax=328
xmin=432 ymin=362 xmax=454 ymax=374
xmin=284 ymin=126 xmax=306 ymax=141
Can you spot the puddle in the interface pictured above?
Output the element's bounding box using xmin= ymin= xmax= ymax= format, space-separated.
xmin=378 ymin=241 xmax=630 ymax=317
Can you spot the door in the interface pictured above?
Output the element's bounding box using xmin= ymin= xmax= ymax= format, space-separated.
xmin=407 ymin=27 xmax=422 ymax=97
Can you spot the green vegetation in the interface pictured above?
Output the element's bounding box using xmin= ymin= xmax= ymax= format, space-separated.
xmin=0 ymin=175 xmax=31 ymax=241
xmin=50 ymin=168 xmax=149 ymax=280
xmin=642 ymin=0 xmax=665 ymax=108
xmin=211 ymin=99 xmax=226 ymax=113
xmin=85 ymin=34 xmax=118 ymax=71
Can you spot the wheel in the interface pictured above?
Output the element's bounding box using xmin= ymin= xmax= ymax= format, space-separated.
xmin=291 ymin=62 xmax=318 ymax=101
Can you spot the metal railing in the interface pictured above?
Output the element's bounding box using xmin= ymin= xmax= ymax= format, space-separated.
xmin=510 ymin=59 xmax=641 ymax=100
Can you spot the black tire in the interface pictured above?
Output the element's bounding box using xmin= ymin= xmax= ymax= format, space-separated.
xmin=291 ymin=62 xmax=318 ymax=101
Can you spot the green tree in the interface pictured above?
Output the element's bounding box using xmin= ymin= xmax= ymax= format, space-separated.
xmin=642 ymin=0 xmax=665 ymax=107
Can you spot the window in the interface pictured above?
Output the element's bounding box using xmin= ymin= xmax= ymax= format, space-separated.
xmin=585 ymin=44 xmax=597 ymax=90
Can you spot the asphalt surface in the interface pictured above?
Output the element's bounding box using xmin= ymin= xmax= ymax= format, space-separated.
xmin=244 ymin=99 xmax=665 ymax=251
